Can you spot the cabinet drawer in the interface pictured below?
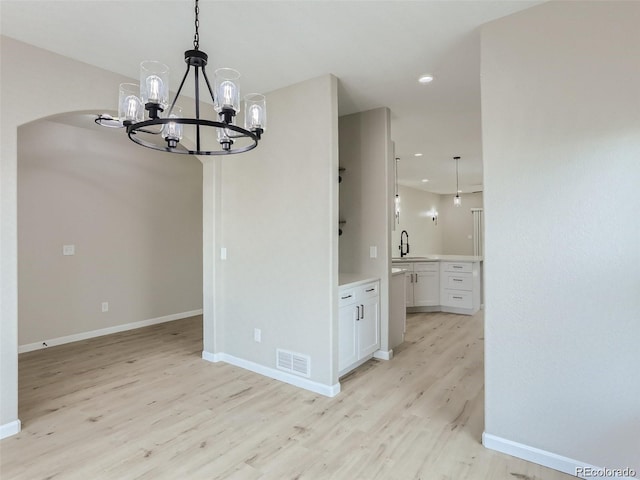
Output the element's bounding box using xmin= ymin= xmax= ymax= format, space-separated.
xmin=442 ymin=272 xmax=472 ymax=291
xmin=442 ymin=262 xmax=472 ymax=273
xmin=393 ymin=263 xmax=412 ymax=271
xmin=414 ymin=262 xmax=439 ymax=272
xmin=339 ymin=289 xmax=357 ymax=307
xmin=358 ymin=282 xmax=379 ymax=300
xmin=441 ymin=289 xmax=473 ymax=309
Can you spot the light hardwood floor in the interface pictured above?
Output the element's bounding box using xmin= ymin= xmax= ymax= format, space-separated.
xmin=1 ymin=311 xmax=573 ymax=480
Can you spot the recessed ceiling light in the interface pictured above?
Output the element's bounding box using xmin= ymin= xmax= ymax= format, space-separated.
xmin=421 ymin=179 xmax=429 ymax=183
xmin=414 ymin=153 xmax=423 ymax=157
xmin=418 ymin=74 xmax=434 ymax=84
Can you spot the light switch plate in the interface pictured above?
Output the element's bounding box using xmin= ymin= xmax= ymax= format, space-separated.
xmin=370 ymin=246 xmax=377 ymax=258
xmin=220 ymin=247 xmax=227 ymax=260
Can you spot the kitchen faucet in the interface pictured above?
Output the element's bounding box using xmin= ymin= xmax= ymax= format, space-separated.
xmin=399 ymin=230 xmax=409 ymax=257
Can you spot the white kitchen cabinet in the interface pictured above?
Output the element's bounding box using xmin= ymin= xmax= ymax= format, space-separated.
xmin=391 ymin=256 xmax=482 ymax=315
xmin=338 ymin=280 xmax=380 ymax=375
xmin=413 ymin=263 xmax=440 ymax=306
xmin=395 ymin=262 xmax=439 ymax=307
xmin=439 ymin=261 xmax=481 ymax=314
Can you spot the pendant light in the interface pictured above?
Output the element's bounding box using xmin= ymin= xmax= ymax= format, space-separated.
xmin=95 ymin=0 xmax=266 ymax=156
xmin=453 ymin=156 xmax=462 ymax=207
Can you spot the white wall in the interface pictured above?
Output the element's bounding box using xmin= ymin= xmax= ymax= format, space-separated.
xmin=392 ymin=185 xmax=442 ymax=257
xmin=204 ymin=75 xmax=340 ymax=389
xmin=18 ymin=119 xmax=202 ymax=347
xmin=1 ymin=36 xmax=139 ymax=433
xmin=339 ymin=107 xmax=393 ymax=352
xmin=439 ymin=192 xmax=483 ymax=255
xmin=482 ymin=1 xmax=640 ymax=474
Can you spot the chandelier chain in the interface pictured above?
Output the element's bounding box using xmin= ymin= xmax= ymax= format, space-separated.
xmin=193 ymin=0 xmax=200 ymax=50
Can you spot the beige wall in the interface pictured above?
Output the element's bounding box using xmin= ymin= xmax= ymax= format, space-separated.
xmin=482 ymin=1 xmax=640 ymax=472
xmin=391 ymin=185 xmax=442 ymax=257
xmin=339 ymin=107 xmax=393 ymax=352
xmin=18 ymin=119 xmax=202 ymax=346
xmin=1 ymin=36 xmax=141 ymax=430
xmin=440 ymin=192 xmax=483 ymax=255
xmin=205 ymin=75 xmax=340 ymax=387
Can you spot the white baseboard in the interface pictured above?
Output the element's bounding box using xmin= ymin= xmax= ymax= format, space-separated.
xmin=373 ymin=349 xmax=393 ymax=360
xmin=482 ymin=432 xmax=636 ymax=479
xmin=201 ymin=350 xmax=221 ymax=363
xmin=202 ymin=351 xmax=340 ymax=398
xmin=0 ymin=420 xmax=21 ymax=439
xmin=19 ymin=310 xmax=203 ymax=353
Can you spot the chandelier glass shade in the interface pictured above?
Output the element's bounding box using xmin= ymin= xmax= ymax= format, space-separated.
xmin=96 ymin=0 xmax=266 ymax=156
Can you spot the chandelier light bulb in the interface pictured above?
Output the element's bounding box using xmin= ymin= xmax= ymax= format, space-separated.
xmin=146 ymin=75 xmax=163 ymax=104
xmin=118 ymin=83 xmax=142 ymax=124
xmin=139 ymin=61 xmax=169 ymax=112
xmin=250 ymin=105 xmax=262 ymax=126
xmin=162 ymin=107 xmax=183 ymax=148
xmin=221 ymin=81 xmax=236 ymax=108
xmin=244 ymin=94 xmax=267 ymax=132
xmin=125 ymin=97 xmax=139 ymax=119
xmin=214 ymin=68 xmax=241 ymax=114
xmin=454 ymin=194 xmax=461 ymax=207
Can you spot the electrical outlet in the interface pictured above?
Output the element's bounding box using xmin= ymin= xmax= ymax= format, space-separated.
xmin=101 ymin=302 xmax=109 ymax=313
xmin=63 ymin=244 xmax=75 ymax=256
xmin=370 ymin=246 xmax=377 ymax=258
xmin=254 ymin=328 xmax=261 ymax=343
xmin=221 ymin=247 xmax=227 ymax=260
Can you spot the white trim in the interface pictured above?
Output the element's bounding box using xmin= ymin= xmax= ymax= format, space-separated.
xmin=201 ymin=350 xmax=222 ymax=363
xmin=0 ymin=420 xmax=21 ymax=439
xmin=373 ymin=349 xmax=393 ymax=360
xmin=482 ymin=432 xmax=636 ymax=479
xmin=202 ymin=351 xmax=340 ymax=398
xmin=18 ymin=310 xmax=203 ymax=353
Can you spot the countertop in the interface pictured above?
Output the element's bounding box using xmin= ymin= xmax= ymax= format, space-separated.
xmin=339 ymin=273 xmax=379 ymax=288
xmin=391 ymin=268 xmax=406 ymax=276
xmin=392 ymin=254 xmax=483 ymax=263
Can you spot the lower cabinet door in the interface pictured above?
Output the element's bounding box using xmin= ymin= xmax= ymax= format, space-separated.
xmin=338 ymin=305 xmax=358 ymax=372
xmin=414 ymin=271 xmax=439 ymax=306
xmin=358 ymin=296 xmax=380 ymax=358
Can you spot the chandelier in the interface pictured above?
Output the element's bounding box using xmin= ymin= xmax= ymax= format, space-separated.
xmin=95 ymin=0 xmax=266 ymax=155
xmin=453 ymin=156 xmax=461 ymax=206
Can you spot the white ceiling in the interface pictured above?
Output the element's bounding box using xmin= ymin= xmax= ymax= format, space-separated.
xmin=1 ymin=0 xmax=541 ymax=194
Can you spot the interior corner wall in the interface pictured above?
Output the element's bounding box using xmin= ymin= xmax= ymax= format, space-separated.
xmin=482 ymin=1 xmax=640 ymax=473
xmin=17 ymin=120 xmax=202 ymax=347
xmin=391 ymin=185 xmax=442 ymax=257
xmin=1 ymin=36 xmax=139 ymax=432
xmin=214 ymin=74 xmax=339 ymax=387
xmin=439 ymin=192 xmax=483 ymax=255
xmin=338 ymin=107 xmax=392 ymax=351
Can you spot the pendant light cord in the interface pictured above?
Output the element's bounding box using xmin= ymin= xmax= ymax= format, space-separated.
xmin=456 ymin=157 xmax=459 ymax=193
xmin=193 ymin=0 xmax=200 ymax=50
